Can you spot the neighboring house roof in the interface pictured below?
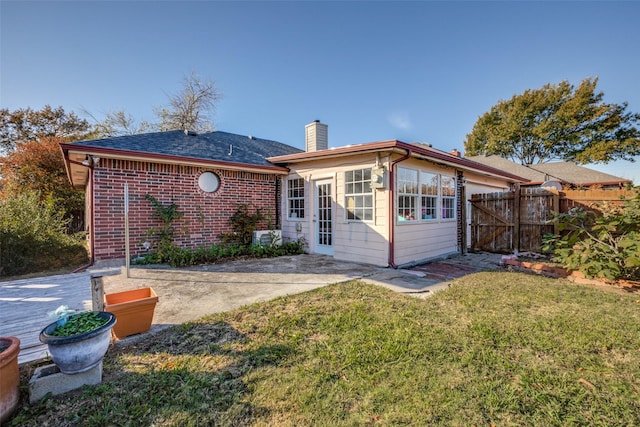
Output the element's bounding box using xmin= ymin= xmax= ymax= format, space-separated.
xmin=465 ymin=155 xmax=546 ymax=182
xmin=467 ymin=155 xmax=631 ymax=187
xmin=61 ymin=130 xmax=303 ymax=187
xmin=268 ymin=140 xmax=528 ymax=183
xmin=528 ymin=162 xmax=631 ymax=186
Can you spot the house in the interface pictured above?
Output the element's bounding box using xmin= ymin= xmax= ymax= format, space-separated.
xmin=268 ymin=121 xmax=524 ymax=267
xmin=61 ymin=122 xmax=525 ymax=268
xmin=467 ymin=155 xmax=632 ymax=189
xmin=60 ymin=130 xmax=302 ymax=264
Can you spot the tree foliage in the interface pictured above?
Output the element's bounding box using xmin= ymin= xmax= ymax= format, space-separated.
xmin=0 ymin=105 xmax=90 ymax=152
xmin=464 ymin=78 xmax=640 ymax=165
xmin=156 ymin=71 xmax=221 ymax=133
xmin=0 ymin=192 xmax=88 ymax=276
xmin=0 ymin=136 xmax=84 ymax=215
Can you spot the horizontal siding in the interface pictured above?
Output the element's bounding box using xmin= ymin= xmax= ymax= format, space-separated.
xmin=282 ymin=154 xmax=390 ymax=265
xmin=394 ymin=221 xmax=458 ymax=265
xmin=334 ymin=221 xmax=388 ymax=266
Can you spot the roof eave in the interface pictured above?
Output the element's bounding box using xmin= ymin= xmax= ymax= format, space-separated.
xmin=61 ymin=143 xmax=291 ymax=187
xmin=269 ymin=140 xmax=528 ymax=183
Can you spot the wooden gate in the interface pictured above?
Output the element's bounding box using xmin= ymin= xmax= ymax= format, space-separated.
xmin=469 ymin=191 xmax=515 ymax=253
xmin=470 ymin=187 xmax=632 ymax=253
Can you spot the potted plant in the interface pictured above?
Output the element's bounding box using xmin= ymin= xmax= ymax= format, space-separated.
xmin=39 ymin=311 xmax=116 ymax=375
xmin=0 ymin=336 xmax=20 ymax=424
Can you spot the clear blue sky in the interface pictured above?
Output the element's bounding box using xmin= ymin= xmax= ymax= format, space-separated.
xmin=2 ymin=1 xmax=639 ymax=183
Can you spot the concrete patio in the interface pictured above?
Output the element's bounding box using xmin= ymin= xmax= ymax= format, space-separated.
xmin=0 ymin=252 xmax=502 ymax=365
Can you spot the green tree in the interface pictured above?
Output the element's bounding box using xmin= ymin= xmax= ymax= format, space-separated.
xmin=464 ymin=78 xmax=640 ymax=165
xmin=0 ymin=105 xmax=90 ymax=152
xmin=0 ymin=192 xmax=88 ymax=276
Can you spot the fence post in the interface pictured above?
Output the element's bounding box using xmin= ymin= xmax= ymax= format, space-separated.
xmin=513 ymin=184 xmax=520 ymax=253
xmin=552 ymin=190 xmax=560 ymax=235
xmin=91 ymin=275 xmax=105 ymax=311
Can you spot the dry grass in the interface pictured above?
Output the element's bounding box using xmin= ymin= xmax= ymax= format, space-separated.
xmin=9 ymin=271 xmax=640 ymax=426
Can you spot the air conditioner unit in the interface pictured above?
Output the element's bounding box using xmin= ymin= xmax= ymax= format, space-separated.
xmin=253 ymin=230 xmax=282 ymax=246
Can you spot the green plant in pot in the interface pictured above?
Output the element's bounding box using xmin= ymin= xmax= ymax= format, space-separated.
xmin=39 ymin=309 xmax=116 ymax=375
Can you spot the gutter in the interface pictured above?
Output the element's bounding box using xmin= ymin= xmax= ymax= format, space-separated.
xmin=60 ymin=143 xmax=291 ymax=178
xmin=388 ymin=147 xmax=412 ymax=269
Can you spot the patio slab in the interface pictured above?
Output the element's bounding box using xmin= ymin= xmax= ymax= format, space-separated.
xmin=2 ymin=252 xmax=502 ymax=364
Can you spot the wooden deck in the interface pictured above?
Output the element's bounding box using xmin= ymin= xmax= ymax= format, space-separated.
xmin=0 ymin=269 xmax=118 ymax=365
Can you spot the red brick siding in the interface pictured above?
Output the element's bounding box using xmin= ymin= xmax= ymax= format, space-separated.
xmin=91 ymin=159 xmax=279 ymax=261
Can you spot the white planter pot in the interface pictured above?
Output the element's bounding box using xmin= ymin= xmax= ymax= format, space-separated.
xmin=39 ymin=312 xmax=116 ymax=374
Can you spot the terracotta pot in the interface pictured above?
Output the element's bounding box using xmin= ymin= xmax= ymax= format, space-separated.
xmin=40 ymin=312 xmax=116 ymax=374
xmin=0 ymin=336 xmax=20 ymax=424
xmin=104 ymin=288 xmax=158 ymax=339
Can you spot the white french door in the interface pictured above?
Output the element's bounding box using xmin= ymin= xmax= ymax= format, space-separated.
xmin=314 ymin=179 xmax=334 ymax=255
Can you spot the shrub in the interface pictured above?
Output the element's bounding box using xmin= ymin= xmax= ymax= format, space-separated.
xmin=219 ymin=204 xmax=266 ymax=246
xmin=0 ymin=192 xmax=88 ymax=276
xmin=542 ymin=189 xmax=640 ymax=281
xmin=133 ymin=238 xmax=306 ymax=268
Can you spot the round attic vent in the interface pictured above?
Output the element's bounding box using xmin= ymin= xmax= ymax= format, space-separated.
xmin=198 ymin=171 xmax=220 ymax=193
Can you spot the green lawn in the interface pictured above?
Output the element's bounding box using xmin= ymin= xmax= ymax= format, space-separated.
xmin=11 ymin=272 xmax=640 ymax=426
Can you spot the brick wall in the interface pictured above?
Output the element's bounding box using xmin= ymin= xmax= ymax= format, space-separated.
xmin=90 ymin=159 xmax=280 ymax=262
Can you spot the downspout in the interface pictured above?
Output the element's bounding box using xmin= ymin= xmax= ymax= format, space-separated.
xmin=275 ymin=176 xmax=281 ymax=229
xmin=89 ymin=164 xmax=95 ymax=266
xmin=388 ymin=148 xmax=412 ymax=268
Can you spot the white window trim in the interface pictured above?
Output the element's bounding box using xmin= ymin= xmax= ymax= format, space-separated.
xmin=396 ymin=168 xmax=457 ymax=223
xmin=396 ymin=167 xmax=419 ymax=224
xmin=344 ymin=168 xmax=374 ymax=222
xmin=440 ymin=175 xmax=457 ymax=221
xmin=287 ymin=177 xmax=305 ymax=221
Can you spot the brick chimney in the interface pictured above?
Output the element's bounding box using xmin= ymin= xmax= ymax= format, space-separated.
xmin=450 ymin=149 xmax=461 ymax=157
xmin=305 ymin=120 xmax=328 ymax=152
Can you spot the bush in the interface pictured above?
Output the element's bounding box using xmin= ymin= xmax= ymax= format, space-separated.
xmin=133 ymin=238 xmax=306 ymax=268
xmin=0 ymin=192 xmax=88 ymax=276
xmin=542 ymin=189 xmax=640 ymax=281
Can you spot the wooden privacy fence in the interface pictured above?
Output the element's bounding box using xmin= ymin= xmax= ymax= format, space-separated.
xmin=470 ymin=187 xmax=633 ymax=253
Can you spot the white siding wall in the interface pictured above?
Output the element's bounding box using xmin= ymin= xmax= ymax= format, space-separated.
xmin=281 ymin=153 xmax=513 ymax=267
xmin=394 ymin=221 xmax=458 ymax=265
xmin=391 ymin=158 xmax=460 ymax=266
xmin=281 ymin=154 xmax=390 ymax=267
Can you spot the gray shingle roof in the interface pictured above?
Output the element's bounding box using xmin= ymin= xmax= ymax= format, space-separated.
xmin=529 ymin=162 xmax=631 ymax=185
xmin=467 ymin=155 xmax=631 ymax=185
xmin=466 ymin=155 xmax=545 ymax=181
xmin=69 ymin=130 xmax=303 ymax=167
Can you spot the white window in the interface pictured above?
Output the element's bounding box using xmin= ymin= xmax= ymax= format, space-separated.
xmin=395 ymin=169 xmax=457 ymax=222
xmin=345 ymin=168 xmax=373 ymax=221
xmin=287 ymin=178 xmax=305 ymax=219
xmin=397 ymin=168 xmax=418 ymax=222
xmin=441 ymin=175 xmax=456 ymax=220
xmin=420 ymin=172 xmax=438 ymax=220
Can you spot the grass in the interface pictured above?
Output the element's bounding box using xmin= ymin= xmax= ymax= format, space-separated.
xmin=10 ymin=272 xmax=640 ymax=426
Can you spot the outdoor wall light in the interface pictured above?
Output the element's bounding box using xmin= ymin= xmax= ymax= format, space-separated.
xmin=81 ymin=155 xmax=100 ymax=166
